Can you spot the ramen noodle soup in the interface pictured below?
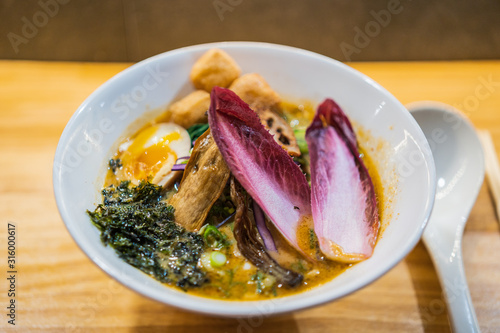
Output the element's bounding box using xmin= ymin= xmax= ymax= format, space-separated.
xmin=88 ymin=49 xmax=385 ymax=300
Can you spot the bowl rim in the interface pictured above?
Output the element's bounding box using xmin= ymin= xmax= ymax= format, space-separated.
xmin=53 ymin=41 xmax=436 ymax=317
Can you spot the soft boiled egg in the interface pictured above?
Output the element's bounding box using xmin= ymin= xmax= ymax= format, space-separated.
xmin=117 ymin=123 xmax=191 ymax=185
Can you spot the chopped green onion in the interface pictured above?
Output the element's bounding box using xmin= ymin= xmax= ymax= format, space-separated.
xmin=251 ymin=271 xmax=265 ymax=294
xmin=262 ymin=275 xmax=276 ymax=288
xmin=187 ymin=123 xmax=210 ymax=145
xmin=201 ymin=225 xmax=228 ymax=249
xmin=309 ymin=228 xmax=318 ymax=249
xmin=224 ymin=206 xmax=235 ymax=214
xmin=293 ymin=128 xmax=308 ymax=154
xmin=210 ymin=251 xmax=227 ymax=268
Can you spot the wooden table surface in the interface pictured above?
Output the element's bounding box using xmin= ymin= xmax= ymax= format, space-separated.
xmin=1 ymin=60 xmax=499 ymax=332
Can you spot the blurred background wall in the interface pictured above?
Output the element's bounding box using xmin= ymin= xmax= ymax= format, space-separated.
xmin=1 ymin=0 xmax=499 ymax=63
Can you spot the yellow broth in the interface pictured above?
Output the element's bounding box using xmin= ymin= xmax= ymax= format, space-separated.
xmin=102 ymin=100 xmax=385 ymax=300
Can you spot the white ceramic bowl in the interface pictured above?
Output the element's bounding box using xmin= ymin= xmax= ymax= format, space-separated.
xmin=53 ymin=42 xmax=436 ymax=317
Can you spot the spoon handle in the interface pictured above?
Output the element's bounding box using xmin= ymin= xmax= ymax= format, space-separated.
xmin=423 ymin=231 xmax=480 ymax=333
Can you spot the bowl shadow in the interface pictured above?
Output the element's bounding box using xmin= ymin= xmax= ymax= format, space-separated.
xmin=405 ymin=241 xmax=451 ymax=332
xmin=130 ymin=300 xmax=300 ymax=333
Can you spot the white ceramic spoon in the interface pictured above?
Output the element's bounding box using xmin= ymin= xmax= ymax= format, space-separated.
xmin=407 ymin=101 xmax=484 ymax=333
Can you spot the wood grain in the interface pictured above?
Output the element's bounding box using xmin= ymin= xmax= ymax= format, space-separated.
xmin=0 ymin=60 xmax=499 ymax=332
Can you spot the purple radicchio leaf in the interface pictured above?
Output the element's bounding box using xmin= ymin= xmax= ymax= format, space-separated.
xmin=230 ymin=177 xmax=302 ymax=287
xmin=306 ymin=99 xmax=379 ymax=263
xmin=252 ymin=200 xmax=277 ymax=252
xmin=208 ymin=87 xmax=311 ymax=254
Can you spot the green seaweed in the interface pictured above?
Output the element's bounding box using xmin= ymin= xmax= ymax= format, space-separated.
xmin=87 ymin=180 xmax=208 ymax=289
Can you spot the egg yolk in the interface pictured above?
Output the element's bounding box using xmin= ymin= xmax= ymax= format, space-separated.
xmin=121 ymin=125 xmax=181 ymax=180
